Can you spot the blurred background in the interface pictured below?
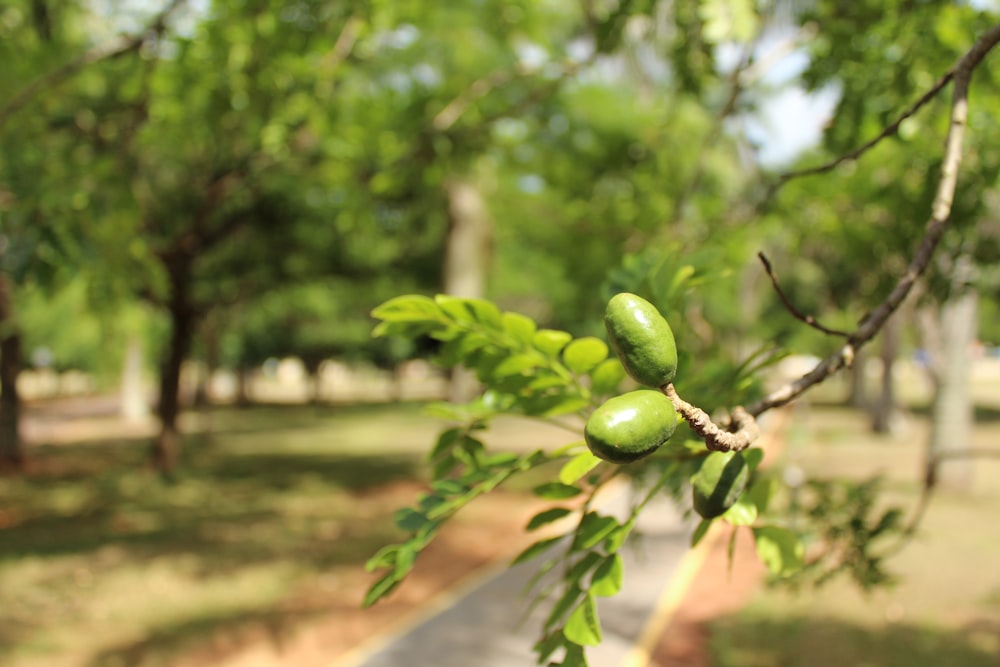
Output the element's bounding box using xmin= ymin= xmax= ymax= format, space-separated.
xmin=1 ymin=1 xmax=999 ymax=666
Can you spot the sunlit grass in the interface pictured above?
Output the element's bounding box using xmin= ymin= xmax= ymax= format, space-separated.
xmin=0 ymin=401 xmax=564 ymax=667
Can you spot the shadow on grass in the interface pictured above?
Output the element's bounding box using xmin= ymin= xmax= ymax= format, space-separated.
xmin=710 ymin=614 xmax=1000 ymax=667
xmin=189 ymin=400 xmax=430 ymax=437
xmin=85 ymin=604 xmax=332 ymax=667
xmin=0 ymin=445 xmax=421 ymax=566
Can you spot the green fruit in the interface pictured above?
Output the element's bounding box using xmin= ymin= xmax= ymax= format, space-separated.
xmin=691 ymin=451 xmax=750 ymax=519
xmin=584 ymin=390 xmax=677 ymax=463
xmin=604 ymin=292 xmax=678 ymax=388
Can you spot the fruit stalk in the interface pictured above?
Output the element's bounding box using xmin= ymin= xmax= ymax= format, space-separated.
xmin=662 ymin=384 xmax=759 ymax=452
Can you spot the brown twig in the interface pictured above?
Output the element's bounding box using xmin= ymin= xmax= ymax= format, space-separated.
xmin=758 ymin=252 xmax=851 ymax=337
xmin=744 ymin=20 xmax=1000 ymax=419
xmin=663 ymin=384 xmax=759 ymax=452
xmin=0 ymin=0 xmax=186 ymax=129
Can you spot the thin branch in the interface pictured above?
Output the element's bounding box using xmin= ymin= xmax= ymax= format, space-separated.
xmin=744 ymin=20 xmax=1000 ymax=418
xmin=758 ymin=252 xmax=851 ymax=337
xmin=767 ymin=66 xmax=956 ymax=194
xmin=663 ymin=384 xmax=759 ymax=453
xmin=432 ymin=58 xmax=587 ymax=133
xmin=0 ymin=0 xmax=186 ymax=129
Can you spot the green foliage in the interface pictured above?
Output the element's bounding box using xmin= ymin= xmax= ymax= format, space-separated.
xmin=780 ymin=477 xmax=908 ymax=590
xmin=365 ymin=293 xmax=801 ymax=665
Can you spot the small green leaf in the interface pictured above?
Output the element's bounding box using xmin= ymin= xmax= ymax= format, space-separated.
xmin=546 ymin=585 xmax=584 ymax=630
xmin=567 ymin=552 xmax=603 ymax=584
xmin=435 ymin=294 xmax=475 ymax=323
xmin=753 ymin=525 xmax=805 ymax=576
xmin=503 ymin=311 xmax=538 ymax=346
xmin=394 ymin=508 xmax=429 ymax=532
xmin=665 ymin=264 xmax=696 ymax=298
xmin=372 ymin=295 xmax=443 ymax=322
xmin=527 ymin=507 xmax=573 ymax=531
xmin=492 ymin=352 xmax=545 ymax=378
xmin=429 ymin=427 xmax=463 ymax=461
xmin=465 ymin=298 xmax=504 ymax=328
xmin=589 ymin=358 xmax=626 ymax=395
xmin=439 ymin=332 xmax=492 ymax=366
xmin=484 ymin=452 xmax=521 ymax=468
xmin=559 ymin=451 xmax=602 ymax=485
xmin=524 ymin=394 xmax=591 ymax=417
xmin=590 ymin=554 xmax=623 ymax=597
xmin=528 ymin=374 xmax=569 ymax=392
xmin=562 ymin=337 xmax=609 ymax=374
xmin=604 ymin=517 xmax=635 ymax=552
xmin=431 ymin=479 xmax=468 ymax=495
xmin=690 ymin=518 xmax=713 ymax=547
xmin=562 ymin=643 xmax=588 ymax=667
xmin=534 ymin=482 xmax=582 ymax=500
xmin=394 ymin=543 xmax=417 ymax=578
xmin=532 ymin=632 xmax=564 ymax=664
xmin=512 ymin=536 xmax=562 ymax=565
xmin=362 ymin=571 xmax=400 ymax=608
xmin=723 ymin=496 xmax=758 ymax=526
xmin=372 ymin=319 xmax=443 ymax=339
xmin=744 ymin=476 xmax=779 ymax=514
xmin=564 ymin=593 xmax=602 ymax=646
xmin=365 ymin=545 xmax=399 ymax=572
xmin=534 ymin=329 xmax=573 ymax=356
xmin=574 ymin=512 xmax=619 ymax=550
xmin=744 ymin=447 xmax=765 ymax=472
xmin=870 ymin=508 xmax=904 ymax=538
xmin=418 ymin=494 xmax=447 ymax=514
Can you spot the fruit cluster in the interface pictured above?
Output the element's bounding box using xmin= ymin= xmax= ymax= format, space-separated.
xmin=585 ymin=292 xmax=749 ymax=519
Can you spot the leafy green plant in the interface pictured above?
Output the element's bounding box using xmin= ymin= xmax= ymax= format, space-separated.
xmin=362 ymin=290 xmax=826 ymax=665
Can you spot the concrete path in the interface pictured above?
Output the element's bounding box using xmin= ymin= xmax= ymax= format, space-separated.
xmin=336 ymin=484 xmax=706 ymax=667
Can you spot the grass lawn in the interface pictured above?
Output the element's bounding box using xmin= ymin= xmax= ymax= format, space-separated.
xmin=0 ymin=401 xmax=572 ymax=667
xmin=709 ymin=379 xmax=1000 ymax=667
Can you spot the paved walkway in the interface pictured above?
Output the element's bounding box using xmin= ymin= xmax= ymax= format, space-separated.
xmin=336 ymin=485 xmax=704 ymax=667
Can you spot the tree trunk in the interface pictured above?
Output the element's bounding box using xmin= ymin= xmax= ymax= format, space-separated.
xmin=926 ymin=286 xmax=977 ymax=490
xmin=235 ymin=366 xmax=251 ymax=406
xmin=871 ymin=310 xmax=900 ymax=434
xmin=847 ymin=345 xmax=869 ymax=408
xmin=443 ymin=174 xmax=493 ymax=403
xmin=303 ymin=357 xmax=323 ymax=404
xmin=194 ymin=325 xmax=219 ymax=407
xmin=153 ymin=264 xmax=195 ymax=474
xmin=120 ymin=333 xmax=149 ymax=422
xmin=0 ymin=274 xmax=24 ymax=469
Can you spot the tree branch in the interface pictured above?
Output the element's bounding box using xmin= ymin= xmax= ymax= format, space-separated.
xmin=745 ymin=21 xmax=1000 ymax=418
xmin=0 ymin=0 xmax=186 ymax=130
xmin=758 ymin=252 xmax=851 ymax=337
xmin=768 ymin=65 xmax=956 ymax=193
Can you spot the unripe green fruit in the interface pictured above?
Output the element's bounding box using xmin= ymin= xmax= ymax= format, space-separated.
xmin=604 ymin=293 xmax=678 ymax=388
xmin=690 ymin=451 xmax=749 ymax=519
xmin=584 ymin=390 xmax=677 ymax=463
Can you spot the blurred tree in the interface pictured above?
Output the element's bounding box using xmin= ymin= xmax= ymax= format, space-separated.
xmin=0 ymin=0 xmax=154 ymax=466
